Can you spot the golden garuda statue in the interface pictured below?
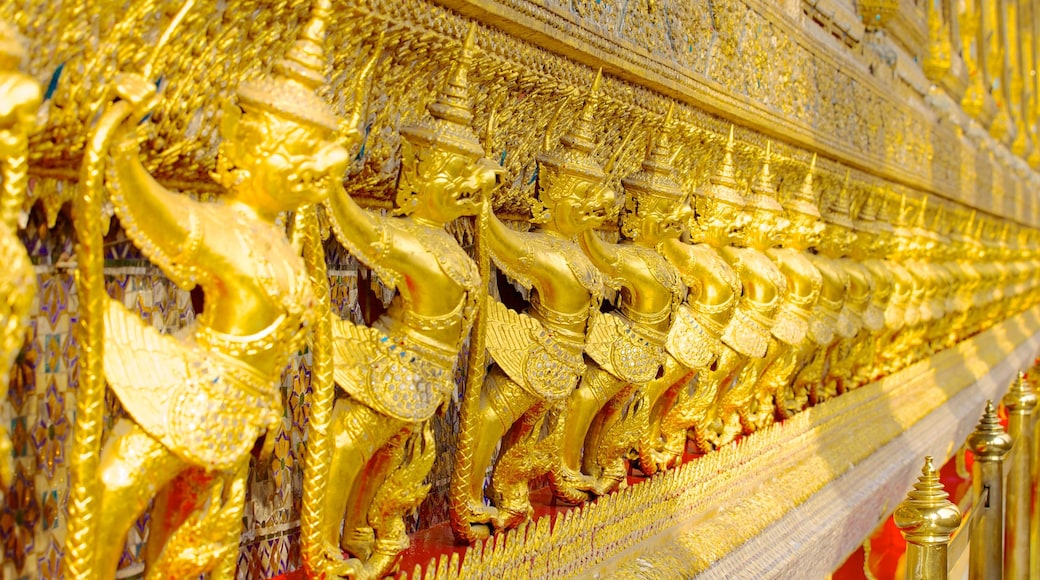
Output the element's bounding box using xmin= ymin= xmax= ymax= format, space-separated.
xmin=73 ymin=2 xmax=347 ymax=576
xmin=870 ymin=191 xmax=915 ymax=378
xmin=710 ymin=146 xmax=788 ymax=445
xmin=574 ymin=105 xmax=688 ymax=497
xmin=307 ymin=21 xmax=499 ymax=577
xmin=759 ymin=158 xmax=825 ymax=422
xmin=310 ymin=24 xmax=497 ymax=579
xmin=0 ymin=20 xmax=41 ymax=491
xmin=790 ymin=177 xmax=852 ymax=407
xmin=847 ymin=192 xmax=894 ymax=387
xmin=822 ymin=181 xmax=876 ymax=399
xmin=450 ymin=71 xmax=609 ymax=541
xmin=647 ymin=128 xmax=755 ymax=464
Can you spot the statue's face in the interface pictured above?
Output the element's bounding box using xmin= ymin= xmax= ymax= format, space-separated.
xmin=692 ymin=195 xmax=745 ymax=245
xmin=784 ymin=210 xmax=822 ymax=250
xmin=851 ymin=227 xmax=877 ymax=256
xmin=398 ymin=144 xmax=492 ymax=222
xmin=631 ymin=194 xmax=689 ymax=245
xmin=818 ymin=222 xmax=853 ymax=257
xmin=229 ymin=110 xmax=348 ymax=212
xmin=736 ymin=206 xmax=786 ymax=249
xmin=542 ymin=175 xmax=615 ymax=235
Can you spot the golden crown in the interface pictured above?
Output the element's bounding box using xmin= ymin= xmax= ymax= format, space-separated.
xmin=399 ymin=23 xmax=484 ymax=159
xmin=235 ymin=0 xmax=338 ymax=132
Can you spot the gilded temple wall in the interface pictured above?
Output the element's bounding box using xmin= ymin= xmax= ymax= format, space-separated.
xmin=1 ymin=0 xmax=1040 ymax=578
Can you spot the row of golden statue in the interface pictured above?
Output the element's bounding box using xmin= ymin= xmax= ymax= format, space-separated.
xmin=2 ymin=2 xmax=1040 ymax=578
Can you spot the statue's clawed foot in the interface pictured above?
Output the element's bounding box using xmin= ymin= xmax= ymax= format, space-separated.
xmin=549 ymin=465 xmax=595 ymax=505
xmin=324 ymin=546 xmax=364 ymax=579
xmin=591 ymin=464 xmax=627 ymax=496
xmin=491 ymin=499 xmax=534 ymax=531
xmin=452 ymin=499 xmax=499 ymax=541
xmin=342 ymin=526 xmax=375 ymax=560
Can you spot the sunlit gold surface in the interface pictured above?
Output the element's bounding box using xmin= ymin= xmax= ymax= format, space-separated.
xmin=1002 ymin=372 xmax=1036 ymax=580
xmin=967 ymin=401 xmax=1013 ymax=580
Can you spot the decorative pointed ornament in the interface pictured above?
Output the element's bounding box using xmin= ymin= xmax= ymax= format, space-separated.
xmin=399 ymin=23 xmax=484 ymax=158
xmin=787 ymin=153 xmax=821 ymax=218
xmin=824 ymin=170 xmax=854 ymax=229
xmin=698 ymin=125 xmax=745 ymax=207
xmin=235 ymin=0 xmax=338 ymax=131
xmin=621 ymin=102 xmax=684 ymax=203
xmin=537 ymin=68 xmax=607 ymax=183
xmin=744 ymin=142 xmax=782 ymax=213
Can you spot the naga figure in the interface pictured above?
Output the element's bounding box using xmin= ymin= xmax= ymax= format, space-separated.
xmin=761 ymin=160 xmax=826 ymax=420
xmin=792 ymin=179 xmax=853 ymax=406
xmin=0 ymin=21 xmax=41 ymax=490
xmin=638 ymin=128 xmax=745 ymax=472
xmin=91 ymin=5 xmax=346 ymax=576
xmin=450 ymin=72 xmax=608 ymax=540
xmin=709 ymin=147 xmax=788 ymax=444
xmin=575 ymin=108 xmax=688 ymax=497
xmin=317 ymin=28 xmax=496 ymax=577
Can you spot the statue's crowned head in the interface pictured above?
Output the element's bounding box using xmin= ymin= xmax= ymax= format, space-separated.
xmin=532 ymin=69 xmax=615 ymax=235
xmin=215 ymin=0 xmax=348 ymax=211
xmin=619 ymin=103 xmax=689 ymax=245
xmin=692 ymin=125 xmax=746 ymax=245
xmin=737 ymin=141 xmax=786 ymax=250
xmin=782 ymin=154 xmax=824 ymax=251
xmin=396 ymin=23 xmax=495 ymax=222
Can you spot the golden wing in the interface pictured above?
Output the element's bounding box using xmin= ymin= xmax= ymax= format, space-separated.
xmin=666 ymin=304 xmax=719 ymax=369
xmin=103 ymin=297 xmax=191 ymax=439
xmin=329 ymin=316 xmax=383 ymax=400
xmin=330 ymin=317 xmax=449 ymax=422
xmin=485 ymin=299 xmax=583 ymax=401
xmin=585 ymin=311 xmax=662 ymax=384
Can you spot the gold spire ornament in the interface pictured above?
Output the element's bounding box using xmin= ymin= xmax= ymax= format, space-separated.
xmin=0 ymin=20 xmax=41 ymax=491
xmin=66 ymin=1 xmax=348 ymax=576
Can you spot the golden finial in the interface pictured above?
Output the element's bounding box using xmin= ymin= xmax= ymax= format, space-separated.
xmin=967 ymin=401 xmax=1013 ymax=461
xmin=341 ymin=30 xmax=384 ymax=144
xmin=1002 ymin=371 xmax=1038 ymax=414
xmin=698 ymin=124 xmax=744 ymax=206
xmin=236 ymin=0 xmax=338 ymax=131
xmin=894 ymin=456 xmax=962 ymax=546
xmin=745 ymin=141 xmax=782 ymax=212
xmin=620 ymin=102 xmax=684 ymax=203
xmin=399 ymin=22 xmax=484 ymax=158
